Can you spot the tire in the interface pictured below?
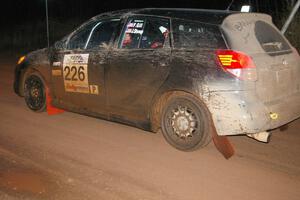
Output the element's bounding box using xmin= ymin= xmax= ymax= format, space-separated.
xmin=161 ymin=94 xmax=211 ymax=151
xmin=23 ymin=71 xmax=46 ymax=112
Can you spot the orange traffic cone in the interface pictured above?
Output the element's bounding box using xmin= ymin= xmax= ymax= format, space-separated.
xmin=46 ymin=88 xmax=64 ymax=115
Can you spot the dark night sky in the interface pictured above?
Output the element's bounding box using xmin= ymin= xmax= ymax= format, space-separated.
xmin=0 ymin=0 xmax=292 ymax=52
xmin=2 ymin=0 xmax=250 ymax=25
xmin=2 ymin=0 xmax=290 ymax=28
xmin=1 ymin=0 xmax=290 ymax=28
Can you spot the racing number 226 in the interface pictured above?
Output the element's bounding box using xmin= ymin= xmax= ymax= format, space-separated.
xmin=64 ymin=66 xmax=85 ymax=81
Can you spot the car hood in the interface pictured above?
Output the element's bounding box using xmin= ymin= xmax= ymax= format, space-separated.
xmin=26 ymin=48 xmax=50 ymax=66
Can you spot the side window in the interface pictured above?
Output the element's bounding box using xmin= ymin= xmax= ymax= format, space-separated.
xmin=67 ymin=23 xmax=95 ymax=50
xmin=67 ymin=19 xmax=120 ymax=50
xmin=172 ymin=19 xmax=226 ymax=49
xmin=120 ymin=19 xmax=145 ymax=49
xmin=120 ymin=17 xmax=170 ymax=49
xmin=85 ymin=20 xmax=120 ymax=49
xmin=140 ymin=18 xmax=170 ymax=49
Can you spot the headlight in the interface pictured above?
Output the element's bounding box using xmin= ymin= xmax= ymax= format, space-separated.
xmin=17 ymin=56 xmax=26 ymax=65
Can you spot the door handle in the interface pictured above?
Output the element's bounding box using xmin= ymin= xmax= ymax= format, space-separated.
xmin=159 ymin=62 xmax=167 ymax=67
xmin=99 ymin=60 xmax=107 ymax=65
xmin=151 ymin=60 xmax=168 ymax=67
xmin=93 ymin=60 xmax=107 ymax=65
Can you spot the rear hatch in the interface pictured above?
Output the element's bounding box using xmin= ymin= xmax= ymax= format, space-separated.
xmin=221 ymin=13 xmax=300 ymax=125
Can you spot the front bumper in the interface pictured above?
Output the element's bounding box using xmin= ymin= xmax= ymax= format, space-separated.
xmin=205 ymin=90 xmax=300 ymax=136
xmin=13 ymin=64 xmax=23 ymax=95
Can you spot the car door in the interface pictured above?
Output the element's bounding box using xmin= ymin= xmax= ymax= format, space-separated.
xmin=107 ymin=16 xmax=171 ymax=124
xmin=50 ymin=18 xmax=120 ymax=116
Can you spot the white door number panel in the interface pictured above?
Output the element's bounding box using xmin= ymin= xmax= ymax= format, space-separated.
xmin=63 ymin=54 xmax=90 ymax=93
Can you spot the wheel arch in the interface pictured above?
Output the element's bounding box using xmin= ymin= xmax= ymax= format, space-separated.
xmin=149 ymin=89 xmax=212 ymax=133
xmin=16 ymin=64 xmax=49 ymax=96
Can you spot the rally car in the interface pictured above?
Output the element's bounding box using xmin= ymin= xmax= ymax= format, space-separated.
xmin=14 ymin=8 xmax=300 ymax=153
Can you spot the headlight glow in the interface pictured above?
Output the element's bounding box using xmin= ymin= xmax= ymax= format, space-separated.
xmin=17 ymin=56 xmax=26 ymax=65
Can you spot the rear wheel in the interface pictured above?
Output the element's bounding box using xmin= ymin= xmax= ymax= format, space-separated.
xmin=23 ymin=71 xmax=46 ymax=112
xmin=161 ymin=95 xmax=211 ymax=151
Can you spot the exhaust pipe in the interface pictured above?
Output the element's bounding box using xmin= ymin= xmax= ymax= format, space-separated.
xmin=247 ymin=131 xmax=271 ymax=143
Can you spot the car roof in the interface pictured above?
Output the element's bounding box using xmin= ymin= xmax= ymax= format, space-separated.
xmin=95 ymin=8 xmax=236 ymax=25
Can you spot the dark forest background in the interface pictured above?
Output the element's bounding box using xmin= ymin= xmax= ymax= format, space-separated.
xmin=0 ymin=0 xmax=299 ymax=54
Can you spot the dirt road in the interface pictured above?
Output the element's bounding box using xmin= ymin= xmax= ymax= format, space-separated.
xmin=0 ymin=55 xmax=300 ymax=200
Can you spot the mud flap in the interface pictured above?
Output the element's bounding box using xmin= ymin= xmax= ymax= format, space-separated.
xmin=211 ymin=125 xmax=235 ymax=159
xmin=46 ymin=88 xmax=64 ymax=115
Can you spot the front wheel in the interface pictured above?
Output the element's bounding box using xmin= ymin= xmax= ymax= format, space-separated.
xmin=23 ymin=71 xmax=46 ymax=112
xmin=161 ymin=95 xmax=211 ymax=151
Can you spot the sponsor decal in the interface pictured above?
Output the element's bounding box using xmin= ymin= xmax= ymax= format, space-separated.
xmin=52 ymin=69 xmax=62 ymax=76
xmin=53 ymin=61 xmax=61 ymax=67
xmin=89 ymin=85 xmax=99 ymax=95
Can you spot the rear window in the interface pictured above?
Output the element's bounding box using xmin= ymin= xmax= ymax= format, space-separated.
xmin=255 ymin=21 xmax=291 ymax=55
xmin=172 ymin=19 xmax=226 ymax=49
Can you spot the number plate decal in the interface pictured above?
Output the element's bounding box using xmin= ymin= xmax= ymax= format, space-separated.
xmin=63 ymin=54 xmax=90 ymax=93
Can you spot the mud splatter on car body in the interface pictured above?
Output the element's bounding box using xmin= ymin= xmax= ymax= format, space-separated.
xmin=14 ymin=8 xmax=300 ymax=147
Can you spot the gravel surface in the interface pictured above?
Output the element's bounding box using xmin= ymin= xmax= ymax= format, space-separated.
xmin=0 ymin=55 xmax=299 ymax=200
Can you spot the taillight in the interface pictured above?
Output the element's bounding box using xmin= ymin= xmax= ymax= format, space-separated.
xmin=216 ymin=50 xmax=257 ymax=81
xmin=292 ymin=47 xmax=300 ymax=57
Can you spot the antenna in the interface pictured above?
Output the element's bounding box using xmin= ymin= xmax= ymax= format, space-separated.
xmin=226 ymin=0 xmax=235 ymax=11
xmin=45 ymin=0 xmax=50 ymax=49
xmin=281 ymin=0 xmax=300 ymax=34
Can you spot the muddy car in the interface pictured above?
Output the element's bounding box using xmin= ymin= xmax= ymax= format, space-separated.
xmin=14 ymin=8 xmax=300 ymax=151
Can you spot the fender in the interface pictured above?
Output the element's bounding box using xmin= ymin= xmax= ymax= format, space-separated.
xmin=148 ymin=58 xmax=235 ymax=159
xmin=14 ymin=48 xmax=52 ymax=96
xmin=149 ymin=56 xmax=208 ymax=132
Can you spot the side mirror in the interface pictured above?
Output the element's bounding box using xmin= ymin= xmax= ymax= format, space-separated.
xmin=54 ymin=40 xmax=66 ymax=50
xmin=99 ymin=42 xmax=110 ymax=50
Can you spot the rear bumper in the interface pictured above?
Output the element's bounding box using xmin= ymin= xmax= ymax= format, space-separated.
xmin=265 ymin=92 xmax=300 ymax=129
xmin=205 ymin=90 xmax=300 ymax=136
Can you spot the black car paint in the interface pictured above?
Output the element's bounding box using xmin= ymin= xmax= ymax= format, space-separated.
xmin=14 ymin=48 xmax=51 ymax=96
xmin=14 ymin=9 xmax=234 ymax=132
